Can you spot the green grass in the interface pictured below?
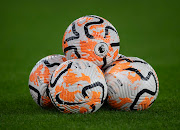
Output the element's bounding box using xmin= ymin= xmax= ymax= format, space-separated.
xmin=0 ymin=0 xmax=180 ymax=129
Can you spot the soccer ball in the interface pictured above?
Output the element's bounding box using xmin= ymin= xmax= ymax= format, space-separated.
xmin=48 ymin=59 xmax=107 ymax=113
xmin=29 ymin=54 xmax=67 ymax=107
xmin=62 ymin=15 xmax=120 ymax=69
xmin=104 ymin=57 xmax=159 ymax=111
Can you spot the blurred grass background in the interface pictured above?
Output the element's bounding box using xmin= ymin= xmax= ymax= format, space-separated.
xmin=0 ymin=0 xmax=180 ymax=129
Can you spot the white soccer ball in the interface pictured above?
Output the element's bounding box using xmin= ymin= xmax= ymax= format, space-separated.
xmin=48 ymin=59 xmax=107 ymax=113
xmin=62 ymin=15 xmax=120 ymax=69
xmin=28 ymin=54 xmax=67 ymax=108
xmin=104 ymin=57 xmax=159 ymax=111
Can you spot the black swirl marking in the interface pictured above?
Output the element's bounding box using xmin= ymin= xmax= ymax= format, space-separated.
xmin=29 ymin=85 xmax=41 ymax=106
xmin=104 ymin=26 xmax=117 ymax=38
xmin=64 ymin=45 xmax=81 ymax=58
xmin=43 ymin=60 xmax=60 ymax=68
xmin=50 ymin=62 xmax=73 ymax=88
xmin=84 ymin=16 xmax=104 ymax=39
xmin=48 ymin=89 xmax=65 ymax=112
xmin=118 ymin=54 xmax=125 ymax=59
xmin=90 ymin=104 xmax=96 ymax=113
xmin=110 ymin=42 xmax=120 ymax=47
xmin=55 ymin=93 xmax=86 ymax=105
xmin=102 ymin=56 xmax=107 ymax=69
xmin=64 ymin=22 xmax=80 ymax=44
xmin=118 ymin=58 xmax=147 ymax=64
xmin=82 ymin=81 xmax=105 ymax=104
xmin=103 ymin=63 xmax=116 ymax=72
xmin=46 ymin=87 xmax=50 ymax=98
xmin=124 ymin=68 xmax=158 ymax=110
xmin=125 ymin=68 xmax=155 ymax=81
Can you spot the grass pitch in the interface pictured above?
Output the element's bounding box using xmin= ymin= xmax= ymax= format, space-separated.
xmin=0 ymin=0 xmax=180 ymax=129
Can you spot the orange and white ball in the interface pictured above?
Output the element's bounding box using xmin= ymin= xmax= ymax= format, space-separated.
xmin=48 ymin=59 xmax=107 ymax=113
xmin=62 ymin=15 xmax=120 ymax=69
xmin=28 ymin=54 xmax=67 ymax=108
xmin=104 ymin=57 xmax=159 ymax=111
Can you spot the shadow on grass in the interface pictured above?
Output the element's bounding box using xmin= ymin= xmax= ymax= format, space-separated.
xmin=1 ymin=94 xmax=165 ymax=117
